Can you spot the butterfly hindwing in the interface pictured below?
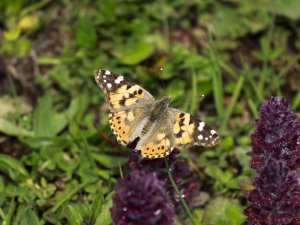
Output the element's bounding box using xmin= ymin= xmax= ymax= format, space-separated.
xmin=95 ymin=69 xmax=154 ymax=111
xmin=135 ymin=120 xmax=175 ymax=159
xmin=170 ymin=109 xmax=220 ymax=148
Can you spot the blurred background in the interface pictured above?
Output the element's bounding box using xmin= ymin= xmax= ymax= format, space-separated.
xmin=0 ymin=0 xmax=300 ymax=224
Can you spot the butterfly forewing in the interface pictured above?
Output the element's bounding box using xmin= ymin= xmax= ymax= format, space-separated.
xmin=95 ymin=69 xmax=154 ymax=111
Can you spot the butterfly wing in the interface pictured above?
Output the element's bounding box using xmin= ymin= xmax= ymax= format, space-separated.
xmin=95 ymin=69 xmax=155 ymax=146
xmin=95 ymin=69 xmax=155 ymax=111
xmin=134 ymin=118 xmax=175 ymax=159
xmin=170 ymin=108 xmax=220 ymax=148
xmin=108 ymin=109 xmax=146 ymax=145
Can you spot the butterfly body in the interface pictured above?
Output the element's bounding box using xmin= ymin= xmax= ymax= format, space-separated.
xmin=95 ymin=69 xmax=220 ymax=159
xmin=149 ymin=96 xmax=171 ymax=122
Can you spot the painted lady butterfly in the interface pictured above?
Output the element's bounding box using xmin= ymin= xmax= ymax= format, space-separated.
xmin=95 ymin=69 xmax=220 ymax=159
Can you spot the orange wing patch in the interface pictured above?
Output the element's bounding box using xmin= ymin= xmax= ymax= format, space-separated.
xmin=137 ymin=131 xmax=174 ymax=159
xmin=139 ymin=139 xmax=173 ymax=159
xmin=109 ymin=111 xmax=132 ymax=145
xmin=95 ymin=69 xmax=152 ymax=111
xmin=109 ymin=85 xmax=145 ymax=110
xmin=174 ymin=112 xmax=195 ymax=146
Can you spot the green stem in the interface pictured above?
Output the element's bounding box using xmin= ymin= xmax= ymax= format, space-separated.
xmin=164 ymin=158 xmax=201 ymax=225
xmin=220 ymin=74 xmax=245 ymax=132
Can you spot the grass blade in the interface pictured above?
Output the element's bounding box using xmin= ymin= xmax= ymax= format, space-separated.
xmin=220 ymin=74 xmax=245 ymax=132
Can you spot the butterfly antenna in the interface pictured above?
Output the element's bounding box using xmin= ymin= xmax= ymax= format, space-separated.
xmin=183 ymin=94 xmax=205 ymax=99
xmin=160 ymin=67 xmax=166 ymax=90
xmin=170 ymin=94 xmax=206 ymax=104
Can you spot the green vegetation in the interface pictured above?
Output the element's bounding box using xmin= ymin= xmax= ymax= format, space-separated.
xmin=1 ymin=0 xmax=299 ymax=224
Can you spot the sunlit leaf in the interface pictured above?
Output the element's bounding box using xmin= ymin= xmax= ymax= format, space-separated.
xmin=64 ymin=205 xmax=83 ymax=225
xmin=94 ymin=192 xmax=113 ymax=225
xmin=19 ymin=208 xmax=40 ymax=225
xmin=0 ymin=154 xmax=29 ymax=182
xmin=120 ymin=43 xmax=154 ymax=65
xmin=4 ymin=26 xmax=20 ymax=40
xmin=33 ymin=93 xmax=55 ymax=138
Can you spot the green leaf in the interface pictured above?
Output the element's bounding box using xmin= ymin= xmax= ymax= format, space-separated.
xmin=20 ymin=136 xmax=69 ymax=149
xmin=33 ymin=93 xmax=55 ymax=138
xmin=0 ymin=154 xmax=29 ymax=182
xmin=205 ymin=165 xmax=232 ymax=184
xmin=0 ymin=95 xmax=32 ymax=118
xmin=220 ymin=74 xmax=244 ymax=132
xmin=202 ymin=197 xmax=242 ymax=225
xmin=48 ymin=66 xmax=71 ymax=91
xmin=75 ymin=17 xmax=97 ymax=48
xmin=0 ymin=118 xmax=33 ymax=137
xmin=43 ymin=211 xmax=61 ymax=224
xmin=216 ymin=204 xmax=246 ymax=225
xmin=208 ymin=37 xmax=224 ymax=118
xmin=91 ymin=194 xmax=104 ymax=223
xmin=19 ymin=208 xmax=40 ymax=225
xmin=1 ymin=190 xmax=15 ymax=225
xmin=94 ymin=192 xmax=113 ymax=225
xmin=4 ymin=26 xmax=21 ymax=40
xmin=64 ymin=205 xmax=83 ymax=225
xmin=92 ymin=153 xmax=128 ymax=169
xmin=270 ymin=0 xmax=300 ymax=20
xmin=98 ymin=0 xmax=116 ymax=23
xmin=212 ymin=3 xmax=271 ymax=38
xmin=220 ymin=136 xmax=234 ymax=149
xmin=225 ymin=204 xmax=246 ymax=224
xmin=120 ymin=43 xmax=155 ymax=65
xmin=292 ymin=91 xmax=300 ymax=109
xmin=1 ymin=38 xmax=32 ymax=58
xmin=51 ymin=180 xmax=94 ymax=213
xmin=166 ymin=80 xmax=185 ymax=100
xmin=52 ymin=95 xmax=83 ymax=134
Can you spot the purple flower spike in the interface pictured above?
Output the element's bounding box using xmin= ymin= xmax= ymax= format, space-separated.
xmin=244 ymin=159 xmax=300 ymax=225
xmin=128 ymin=150 xmax=201 ymax=210
xmin=110 ymin=171 xmax=175 ymax=225
xmin=249 ymin=97 xmax=300 ymax=170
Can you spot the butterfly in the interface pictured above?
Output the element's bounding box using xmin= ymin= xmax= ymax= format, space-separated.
xmin=95 ymin=69 xmax=220 ymax=159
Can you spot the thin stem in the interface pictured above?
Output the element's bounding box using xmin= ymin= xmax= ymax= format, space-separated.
xmin=164 ymin=157 xmax=201 ymax=225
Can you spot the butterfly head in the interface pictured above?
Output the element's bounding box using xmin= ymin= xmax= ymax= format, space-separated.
xmin=157 ymin=96 xmax=171 ymax=109
xmin=161 ymin=96 xmax=171 ymax=104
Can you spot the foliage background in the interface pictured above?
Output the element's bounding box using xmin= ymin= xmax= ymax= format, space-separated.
xmin=0 ymin=0 xmax=300 ymax=224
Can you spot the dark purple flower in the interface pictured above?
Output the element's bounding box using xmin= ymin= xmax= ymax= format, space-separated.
xmin=248 ymin=97 xmax=300 ymax=170
xmin=244 ymin=159 xmax=300 ymax=225
xmin=128 ymin=150 xmax=201 ymax=211
xmin=128 ymin=150 xmax=178 ymax=186
xmin=110 ymin=171 xmax=175 ymax=225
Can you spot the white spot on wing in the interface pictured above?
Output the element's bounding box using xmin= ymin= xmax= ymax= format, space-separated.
xmin=105 ymin=70 xmax=111 ymax=75
xmin=107 ymin=83 xmax=112 ymax=89
xmin=205 ymin=137 xmax=208 ymax=140
xmin=198 ymin=121 xmax=205 ymax=131
xmin=115 ymin=76 xmax=124 ymax=84
xmin=210 ymin=130 xmax=217 ymax=135
xmin=198 ymin=135 xmax=203 ymax=140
